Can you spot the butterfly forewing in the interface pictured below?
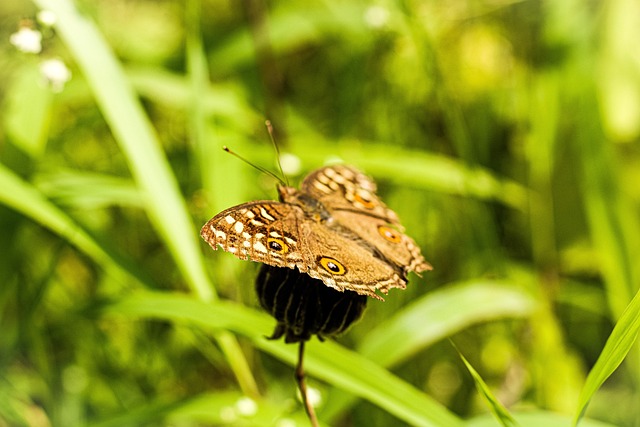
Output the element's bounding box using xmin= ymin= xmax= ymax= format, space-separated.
xmin=200 ymin=201 xmax=305 ymax=268
xmin=201 ymin=201 xmax=409 ymax=300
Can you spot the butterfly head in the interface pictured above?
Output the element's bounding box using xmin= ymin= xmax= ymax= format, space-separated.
xmin=277 ymin=184 xmax=298 ymax=203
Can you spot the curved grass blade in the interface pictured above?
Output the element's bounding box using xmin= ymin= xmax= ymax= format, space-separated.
xmin=35 ymin=170 xmax=141 ymax=209
xmin=0 ymin=163 xmax=130 ymax=277
xmin=321 ymin=280 xmax=534 ymax=421
xmin=453 ymin=343 xmax=518 ymax=427
xmin=287 ymin=137 xmax=529 ymax=210
xmin=31 ymin=0 xmax=257 ymax=397
xmin=573 ymin=286 xmax=640 ymax=426
xmin=105 ymin=291 xmax=464 ymax=427
xmin=359 ymin=280 xmax=535 ymax=367
xmin=467 ymin=410 xmax=618 ymax=427
xmin=86 ymin=390 xmax=311 ymax=427
xmin=33 ymin=0 xmax=212 ymax=302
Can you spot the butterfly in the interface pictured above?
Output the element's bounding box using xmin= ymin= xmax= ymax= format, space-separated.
xmin=200 ymin=164 xmax=431 ymax=300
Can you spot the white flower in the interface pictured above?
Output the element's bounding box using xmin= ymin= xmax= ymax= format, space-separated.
xmin=235 ymin=396 xmax=258 ymax=416
xmin=37 ymin=10 xmax=58 ymax=27
xmin=40 ymin=58 xmax=72 ymax=92
xmin=10 ymin=26 xmax=42 ymax=54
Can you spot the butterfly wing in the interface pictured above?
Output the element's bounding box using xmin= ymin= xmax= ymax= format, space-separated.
xmin=201 ymin=199 xmax=415 ymax=300
xmin=301 ymin=164 xmax=403 ymax=227
xmin=296 ymin=219 xmax=416 ymax=299
xmin=329 ymin=210 xmax=431 ymax=276
xmin=201 ymin=201 xmax=308 ymax=269
xmin=301 ymin=164 xmax=431 ymax=276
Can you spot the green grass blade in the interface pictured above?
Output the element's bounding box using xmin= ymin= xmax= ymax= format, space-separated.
xmin=126 ymin=66 xmax=256 ymax=129
xmin=359 ymin=280 xmax=535 ymax=367
xmin=105 ymin=291 xmax=464 ymax=427
xmin=288 ymin=138 xmax=529 ymax=210
xmin=454 ymin=344 xmax=519 ymax=427
xmin=321 ymin=280 xmax=535 ymax=421
xmin=184 ymin=0 xmax=260 ymax=399
xmin=0 ymin=163 xmax=120 ymax=273
xmin=33 ymin=0 xmax=213 ymax=302
xmin=35 ymin=170 xmax=141 ymax=208
xmin=467 ymin=411 xmax=619 ymax=427
xmin=573 ymin=286 xmax=640 ymax=426
xmin=87 ymin=390 xmax=311 ymax=427
xmin=578 ymin=94 xmax=639 ymax=321
xmin=31 ymin=0 xmax=257 ymax=396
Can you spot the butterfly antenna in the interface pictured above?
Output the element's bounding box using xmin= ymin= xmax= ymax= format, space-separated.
xmin=295 ymin=341 xmax=319 ymax=427
xmin=265 ymin=120 xmax=289 ymax=186
xmin=222 ymin=146 xmax=286 ymax=186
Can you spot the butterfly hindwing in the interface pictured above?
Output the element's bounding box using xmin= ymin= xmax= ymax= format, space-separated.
xmin=301 ymin=165 xmax=402 ymax=227
xmin=301 ymin=165 xmax=431 ymax=276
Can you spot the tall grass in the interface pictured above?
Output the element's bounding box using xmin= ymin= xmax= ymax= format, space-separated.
xmin=1 ymin=0 xmax=639 ymax=426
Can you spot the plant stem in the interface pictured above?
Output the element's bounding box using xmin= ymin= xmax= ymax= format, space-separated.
xmin=296 ymin=341 xmax=319 ymax=427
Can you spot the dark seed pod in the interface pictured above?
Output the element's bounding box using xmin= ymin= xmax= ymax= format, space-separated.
xmin=256 ymin=265 xmax=368 ymax=343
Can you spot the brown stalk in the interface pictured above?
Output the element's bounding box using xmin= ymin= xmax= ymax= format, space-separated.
xmin=295 ymin=341 xmax=319 ymax=427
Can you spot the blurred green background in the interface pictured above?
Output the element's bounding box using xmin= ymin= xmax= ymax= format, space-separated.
xmin=1 ymin=0 xmax=640 ymax=426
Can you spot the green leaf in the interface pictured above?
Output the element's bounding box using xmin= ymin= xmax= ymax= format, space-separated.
xmin=573 ymin=286 xmax=640 ymax=425
xmin=3 ymin=64 xmax=52 ymax=158
xmin=467 ymin=411 xmax=618 ymax=427
xmin=33 ymin=0 xmax=213 ymax=301
xmin=32 ymin=0 xmax=257 ymax=397
xmin=35 ymin=170 xmax=141 ymax=208
xmin=104 ymin=291 xmax=464 ymax=427
xmin=287 ymin=138 xmax=529 ymax=210
xmin=320 ymin=280 xmax=535 ymax=422
xmin=359 ymin=280 xmax=535 ymax=367
xmin=454 ymin=343 xmax=518 ymax=427
xmin=87 ymin=390 xmax=311 ymax=427
xmin=0 ymin=163 xmax=124 ymax=274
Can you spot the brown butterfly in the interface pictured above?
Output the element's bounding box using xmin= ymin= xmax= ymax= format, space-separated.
xmin=201 ymin=164 xmax=431 ymax=300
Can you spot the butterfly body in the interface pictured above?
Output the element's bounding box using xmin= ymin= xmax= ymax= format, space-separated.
xmin=201 ymin=165 xmax=431 ymax=300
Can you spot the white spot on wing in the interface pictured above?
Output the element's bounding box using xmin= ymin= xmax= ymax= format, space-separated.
xmin=254 ymin=241 xmax=267 ymax=253
xmin=332 ymin=173 xmax=346 ymax=184
xmin=260 ymin=207 xmax=275 ymax=221
xmin=234 ymin=221 xmax=244 ymax=233
xmin=318 ymin=174 xmax=330 ymax=184
xmin=313 ymin=181 xmax=332 ymax=193
xmin=225 ymin=215 xmax=235 ymax=224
